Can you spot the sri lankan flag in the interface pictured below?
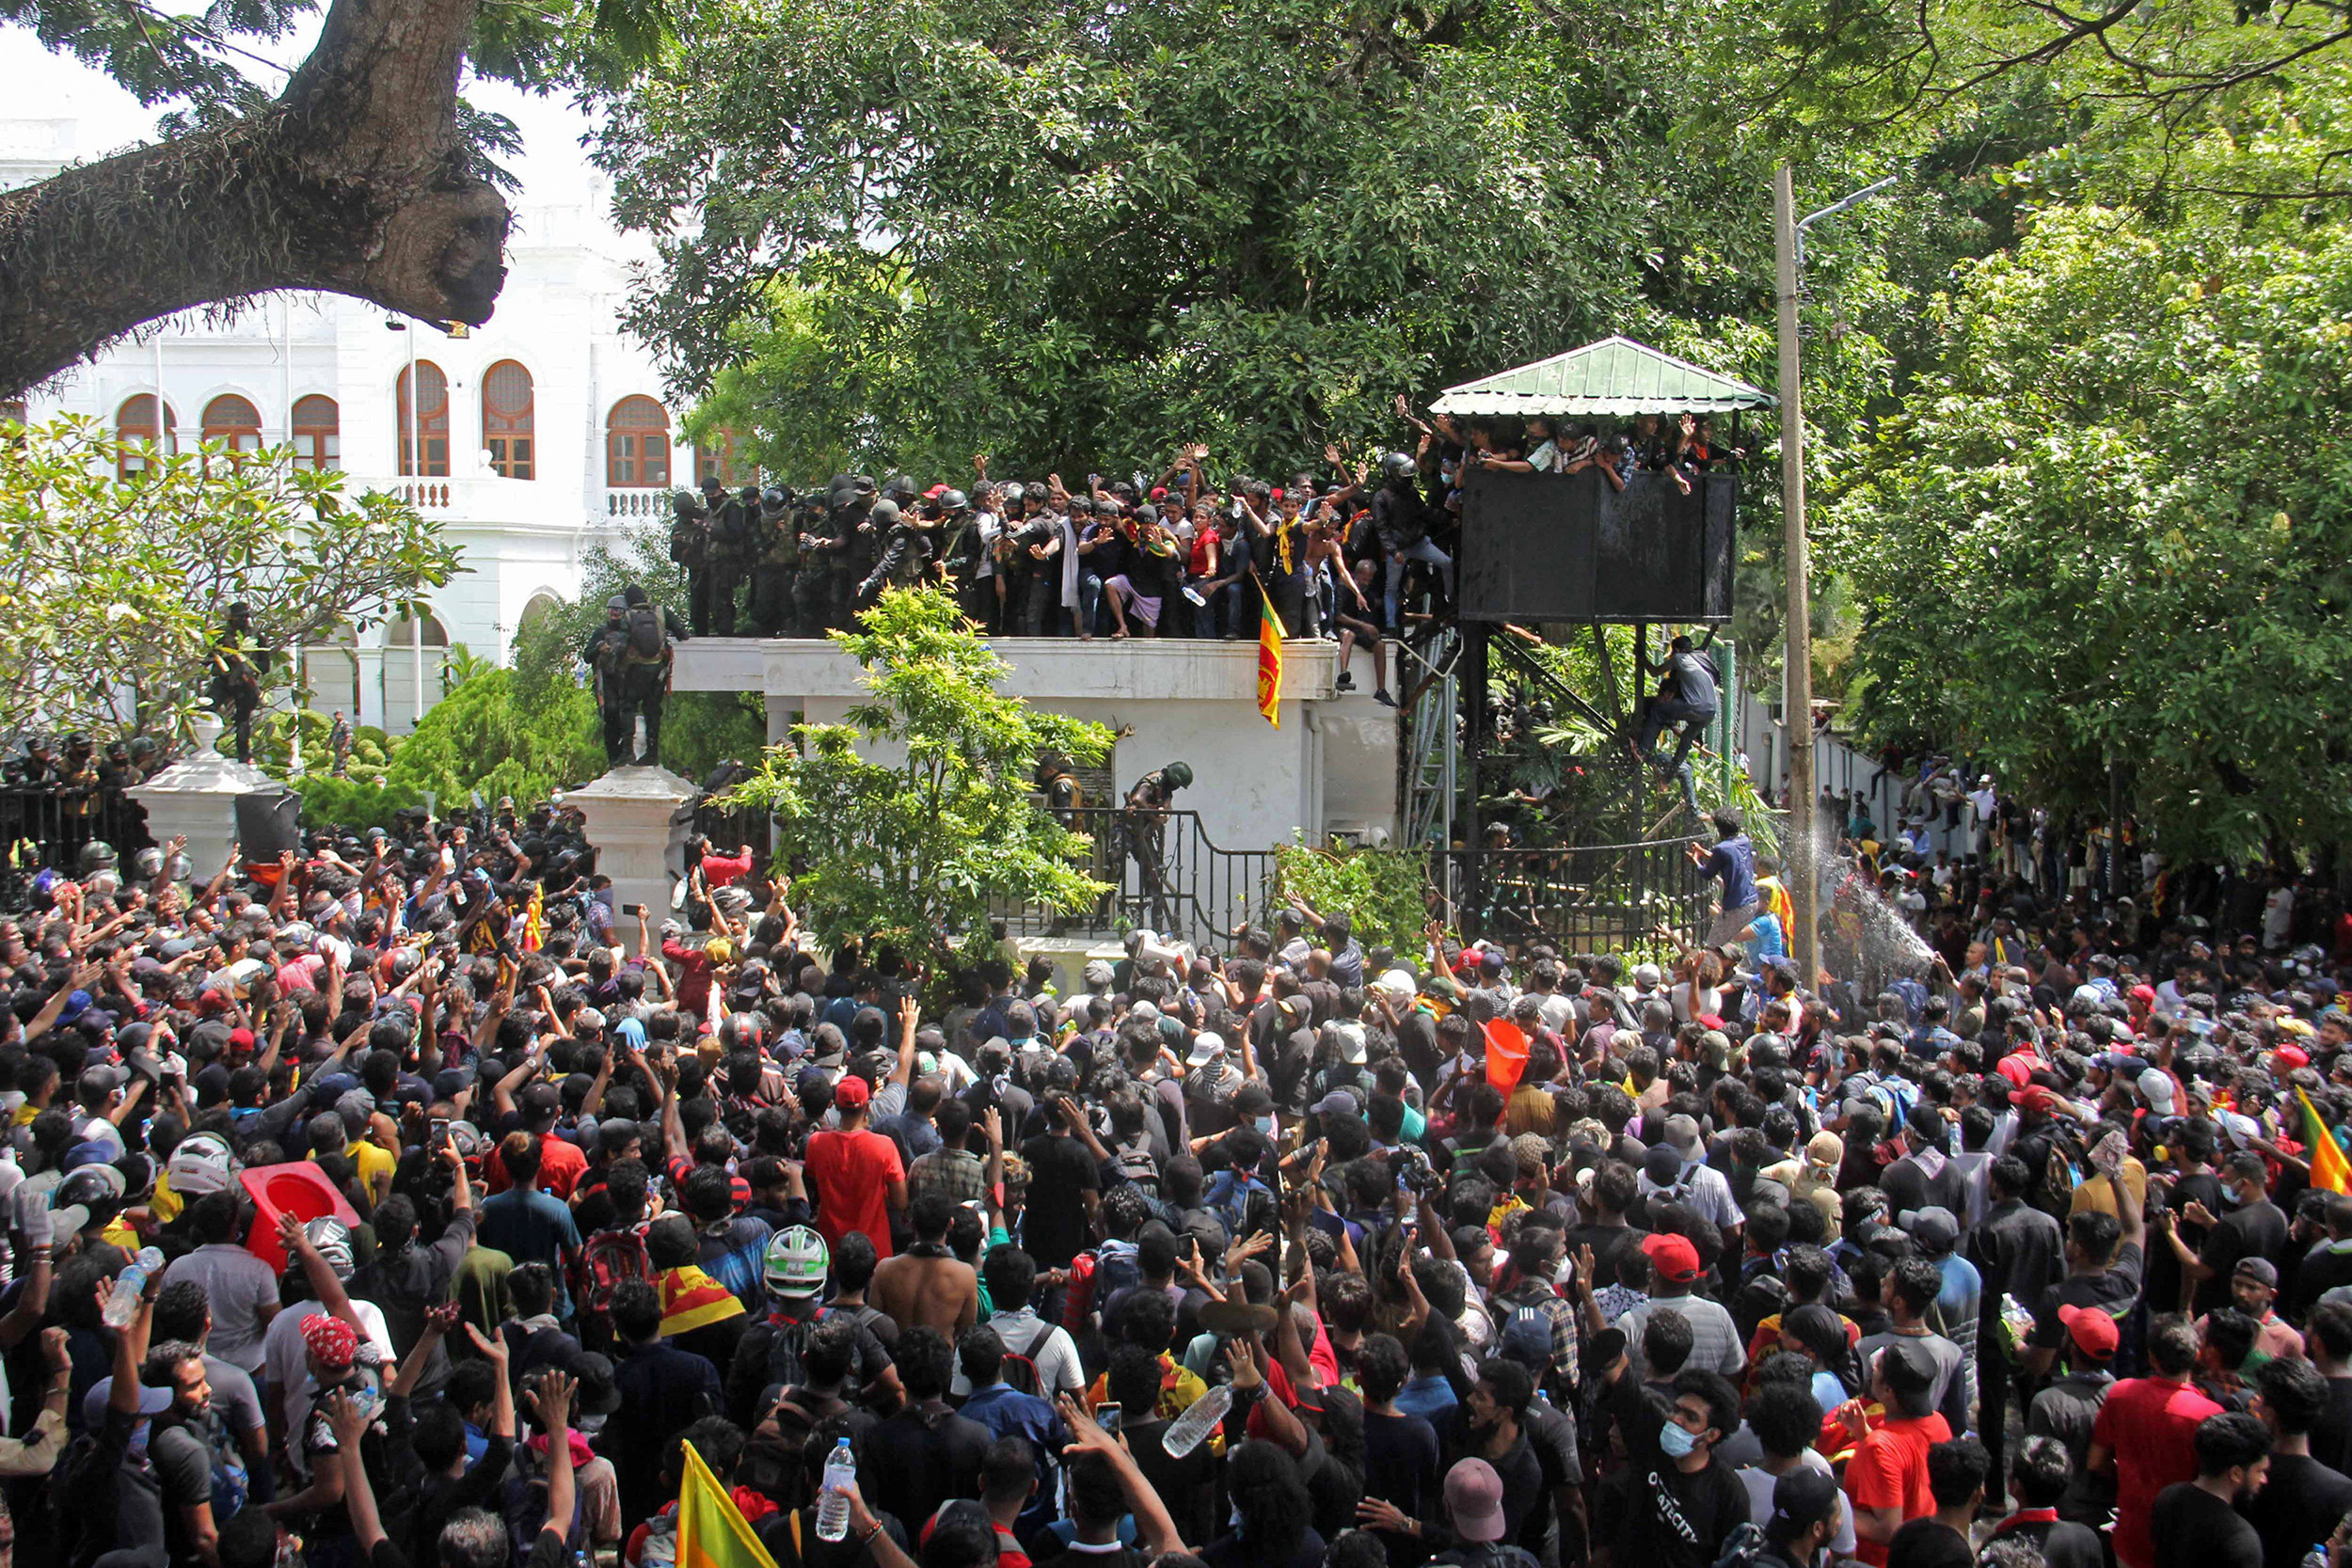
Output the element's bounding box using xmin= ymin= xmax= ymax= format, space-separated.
xmin=676 ymin=1439 xmax=780 ymax=1568
xmin=2300 ymin=1088 xmax=2351 ymax=1194
xmin=1256 ymin=594 xmax=1286 ymax=728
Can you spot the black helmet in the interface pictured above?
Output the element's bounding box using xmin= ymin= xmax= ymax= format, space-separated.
xmin=671 ymin=487 xmax=705 ymax=519
xmin=739 ymin=483 xmax=760 ymax=504
xmin=1162 ymin=761 xmax=1194 ymax=790
xmin=940 ymin=489 xmax=969 ymax=514
xmin=882 ymin=472 xmax=919 ymax=502
xmin=1379 ymin=451 xmax=1416 ymax=483
xmin=1001 ymin=483 xmax=1026 ymax=507
xmin=869 ymin=498 xmax=902 ymax=528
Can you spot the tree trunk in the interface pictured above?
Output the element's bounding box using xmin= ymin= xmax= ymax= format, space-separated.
xmin=0 ymin=0 xmax=508 ymax=396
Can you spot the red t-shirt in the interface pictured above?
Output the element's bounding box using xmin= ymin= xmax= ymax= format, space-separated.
xmin=2093 ymin=1376 xmax=2223 ymax=1568
xmin=699 ymin=847 xmax=755 ymax=887
xmin=1844 ymin=1411 xmax=1951 ymax=1567
xmin=484 ymin=1133 xmax=588 ymax=1200
xmin=804 ymin=1127 xmax=905 ymax=1261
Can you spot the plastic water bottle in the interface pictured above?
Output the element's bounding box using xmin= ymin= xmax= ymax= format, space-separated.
xmin=103 ymin=1247 xmax=165 ymax=1328
xmin=816 ymin=1437 xmax=857 ymax=1542
xmin=1161 ymin=1383 xmax=1232 ymax=1458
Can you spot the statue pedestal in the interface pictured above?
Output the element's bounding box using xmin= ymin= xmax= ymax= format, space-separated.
xmin=126 ymin=713 xmax=275 ymax=880
xmin=567 ymin=764 xmax=700 ymax=954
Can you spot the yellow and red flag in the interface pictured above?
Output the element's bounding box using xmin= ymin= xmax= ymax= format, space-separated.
xmin=676 ymin=1438 xmax=779 ymax=1568
xmin=1256 ymin=593 xmax=1286 ymax=728
xmin=2299 ymin=1088 xmax=2351 ymax=1194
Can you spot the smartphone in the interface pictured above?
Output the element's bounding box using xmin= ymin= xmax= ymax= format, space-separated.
xmin=622 ymin=903 xmax=644 ymax=917
xmin=1095 ymin=1405 xmax=1122 ymax=1438
xmin=430 ymin=1117 xmax=449 ymax=1146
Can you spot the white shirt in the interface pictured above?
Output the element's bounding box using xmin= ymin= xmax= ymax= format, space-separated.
xmin=1738 ymin=1455 xmax=1859 ymax=1554
xmin=263 ymin=1296 xmax=395 ymax=1453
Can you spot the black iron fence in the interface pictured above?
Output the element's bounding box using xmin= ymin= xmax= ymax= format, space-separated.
xmin=994 ymin=805 xmax=1278 ymax=949
xmin=690 ymin=799 xmax=772 ymax=861
xmin=1441 ymin=834 xmax=1709 ymax=952
xmin=0 ymin=784 xmax=147 ymax=905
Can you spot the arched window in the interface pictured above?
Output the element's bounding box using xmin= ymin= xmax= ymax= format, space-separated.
xmin=606 ymin=396 xmax=670 ymax=487
xmin=200 ymin=394 xmax=263 ymax=464
xmin=695 ymin=430 xmax=743 ymax=488
xmin=115 ymin=394 xmax=179 ymax=478
xmin=292 ymin=395 xmax=341 ymax=471
xmin=482 ymin=359 xmax=534 ymax=480
xmin=396 ymin=361 xmax=450 ymax=477
xmin=381 ymin=612 xmax=451 ymax=733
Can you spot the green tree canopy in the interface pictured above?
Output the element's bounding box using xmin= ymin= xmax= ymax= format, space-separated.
xmin=0 ymin=414 xmax=459 ymax=739
xmin=599 ymin=0 xmax=1893 ymax=480
xmin=723 ymin=585 xmax=1113 ymax=968
xmin=1825 ymin=189 xmax=2352 ymax=860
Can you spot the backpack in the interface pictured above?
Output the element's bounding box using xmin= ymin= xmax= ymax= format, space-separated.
xmin=998 ymin=1351 xmax=1044 ymax=1398
xmin=742 ymin=1388 xmax=826 ymax=1509
xmin=1092 ymin=1239 xmax=1144 ymax=1306
xmin=627 ymin=603 xmax=666 ymax=661
xmin=1710 ymin=1524 xmax=1768 ymax=1568
xmin=579 ymin=1223 xmax=652 ymax=1336
xmin=670 ymin=511 xmax=708 ymax=566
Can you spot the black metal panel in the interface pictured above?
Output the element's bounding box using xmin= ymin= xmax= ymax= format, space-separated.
xmin=1457 ymin=467 xmax=1736 ymax=625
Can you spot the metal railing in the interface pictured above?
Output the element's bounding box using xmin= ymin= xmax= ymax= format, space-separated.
xmin=1441 ymin=834 xmax=1709 ymax=951
xmin=994 ymin=804 xmax=1277 ymax=948
xmin=0 ymin=785 xmax=149 ymax=905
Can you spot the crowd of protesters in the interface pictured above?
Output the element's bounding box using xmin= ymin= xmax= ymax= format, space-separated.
xmin=2 ymin=767 xmax=2352 ymax=1568
xmin=667 ymin=405 xmax=1742 ymax=707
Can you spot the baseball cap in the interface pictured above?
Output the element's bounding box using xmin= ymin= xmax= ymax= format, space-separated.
xmin=1898 ymin=1206 xmax=1960 ymax=1256
xmin=833 ymin=1075 xmax=871 ymax=1112
xmin=2235 ymin=1256 xmax=2280 ymax=1287
xmin=1186 ymin=1031 xmax=1225 ymax=1066
xmin=2058 ymin=1304 xmax=2119 ymax=1360
xmin=1663 ymin=1115 xmax=1704 ymax=1162
xmin=82 ymin=1376 xmax=172 ymax=1428
xmin=1640 ymin=1231 xmax=1702 ymax=1285
xmin=2137 ymin=1068 xmax=2178 ymax=1114
xmin=1444 ymin=1458 xmax=1508 ymax=1543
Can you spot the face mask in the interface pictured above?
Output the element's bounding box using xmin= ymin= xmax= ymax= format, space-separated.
xmin=1255 ymin=1115 xmax=1276 ymax=1137
xmin=1659 ymin=1420 xmax=1700 ymax=1458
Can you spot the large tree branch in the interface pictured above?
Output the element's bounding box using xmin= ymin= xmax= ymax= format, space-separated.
xmin=0 ymin=0 xmax=508 ymax=396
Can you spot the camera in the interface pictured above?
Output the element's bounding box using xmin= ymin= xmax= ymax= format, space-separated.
xmin=1387 ymin=1144 xmax=1436 ymax=1194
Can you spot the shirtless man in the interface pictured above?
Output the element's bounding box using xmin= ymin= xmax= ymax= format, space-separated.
xmin=870 ymin=1190 xmax=980 ymax=1337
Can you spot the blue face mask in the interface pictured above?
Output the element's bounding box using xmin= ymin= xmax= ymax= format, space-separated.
xmin=1255 ymin=1115 xmax=1276 ymax=1137
xmin=1660 ymin=1420 xmax=1700 ymax=1458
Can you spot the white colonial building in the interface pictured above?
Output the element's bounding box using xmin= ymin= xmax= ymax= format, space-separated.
xmin=1 ymin=107 xmax=723 ymax=734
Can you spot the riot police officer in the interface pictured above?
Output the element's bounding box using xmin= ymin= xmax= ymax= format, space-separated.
xmin=1120 ymin=761 xmax=1192 ymax=933
xmin=671 ymin=487 xmax=715 ymax=635
xmin=749 ymin=485 xmax=802 ymax=637
xmin=704 ymin=482 xmax=759 ymax=636
xmin=856 ymin=499 xmax=932 ymax=605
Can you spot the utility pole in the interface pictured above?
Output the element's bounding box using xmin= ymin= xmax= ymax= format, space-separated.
xmin=1773 ymin=164 xmax=1818 ymax=990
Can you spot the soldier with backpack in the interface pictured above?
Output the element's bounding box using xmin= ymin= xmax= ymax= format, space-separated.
xmin=749 ymin=486 xmax=802 ymax=638
xmin=610 ymin=583 xmax=683 ymax=769
xmin=583 ymin=596 xmax=635 ymax=768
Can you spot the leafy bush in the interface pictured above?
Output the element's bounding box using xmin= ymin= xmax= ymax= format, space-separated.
xmin=1272 ymin=839 xmax=1432 ymax=956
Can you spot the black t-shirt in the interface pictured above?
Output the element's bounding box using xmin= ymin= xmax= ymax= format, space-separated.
xmin=1990 ymin=1515 xmax=2106 ymax=1568
xmin=1363 ymin=1408 xmax=1442 ymax=1547
xmin=1887 ymin=1518 xmax=1973 ymax=1568
xmin=2313 ymin=1376 xmax=2352 ymax=1474
xmin=1019 ymin=1133 xmax=1101 ymax=1270
xmin=2198 ymin=1201 xmax=2289 ymax=1316
xmin=2028 ymin=1243 xmax=2144 ymax=1353
xmin=863 ymin=1403 xmax=993 ymax=1532
xmin=2150 ymin=1480 xmax=2263 ymax=1568
xmin=2239 ymin=1451 xmax=2352 ymax=1568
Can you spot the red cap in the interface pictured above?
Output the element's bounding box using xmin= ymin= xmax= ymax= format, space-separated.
xmin=228 ymin=1027 xmax=256 ymax=1051
xmin=1641 ymin=1231 xmax=1703 ymax=1284
xmin=2058 ymin=1304 xmax=2118 ymax=1359
xmin=834 ymin=1074 xmax=871 ymax=1111
xmin=2018 ymin=1085 xmax=2062 ymax=1117
xmin=2280 ymin=1043 xmax=2312 ymax=1069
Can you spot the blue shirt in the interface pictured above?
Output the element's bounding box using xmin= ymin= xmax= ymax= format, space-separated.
xmin=1707 ymin=834 xmax=1758 ymax=911
xmin=959 ymin=1381 xmax=1069 ymax=1533
xmin=1394 ymin=1371 xmax=1460 ymax=1420
xmin=477 ymin=1187 xmax=583 ymax=1314
xmin=1744 ymin=911 xmax=1787 ymax=962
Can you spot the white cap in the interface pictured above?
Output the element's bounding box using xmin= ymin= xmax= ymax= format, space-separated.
xmin=1186 ymin=1031 xmax=1225 ymax=1066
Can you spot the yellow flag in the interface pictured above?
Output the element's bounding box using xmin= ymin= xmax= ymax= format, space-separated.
xmin=1256 ymin=593 xmax=1286 ymax=728
xmin=676 ymin=1440 xmax=780 ymax=1568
